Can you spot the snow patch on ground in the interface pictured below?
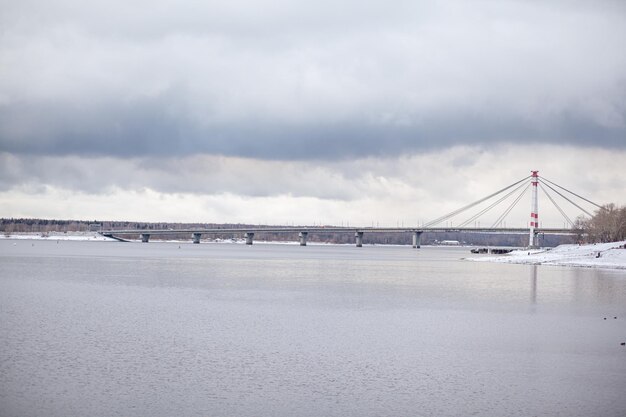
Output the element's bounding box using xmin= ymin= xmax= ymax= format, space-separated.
xmin=468 ymin=240 xmax=626 ymax=270
xmin=0 ymin=232 xmax=116 ymax=241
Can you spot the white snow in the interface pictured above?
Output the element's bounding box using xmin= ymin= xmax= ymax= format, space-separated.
xmin=468 ymin=240 xmax=626 ymax=270
xmin=0 ymin=232 xmax=116 ymax=241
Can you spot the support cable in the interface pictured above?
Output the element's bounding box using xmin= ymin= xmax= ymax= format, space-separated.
xmin=539 ymin=184 xmax=574 ymax=227
xmin=423 ymin=176 xmax=531 ymax=227
xmin=540 ymin=180 xmax=594 ymax=217
xmin=540 ymin=176 xmax=604 ymax=210
xmin=458 ymin=181 xmax=528 ymax=228
xmin=490 ymin=184 xmax=530 ymax=228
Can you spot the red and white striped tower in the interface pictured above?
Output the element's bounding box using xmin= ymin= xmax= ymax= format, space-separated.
xmin=529 ymin=170 xmax=539 ymax=247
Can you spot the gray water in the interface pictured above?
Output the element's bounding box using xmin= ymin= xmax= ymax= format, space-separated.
xmin=1 ymin=239 xmax=625 ymax=417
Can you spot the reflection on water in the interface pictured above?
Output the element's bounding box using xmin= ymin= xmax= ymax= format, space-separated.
xmin=0 ymin=240 xmax=625 ymax=417
xmin=530 ymin=265 xmax=537 ymax=305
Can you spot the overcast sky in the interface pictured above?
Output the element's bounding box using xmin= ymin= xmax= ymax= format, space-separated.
xmin=1 ymin=0 xmax=625 ymax=227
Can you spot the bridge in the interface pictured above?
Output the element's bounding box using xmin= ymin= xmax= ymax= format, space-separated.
xmin=99 ymin=171 xmax=599 ymax=248
xmin=100 ymin=226 xmax=576 ymax=247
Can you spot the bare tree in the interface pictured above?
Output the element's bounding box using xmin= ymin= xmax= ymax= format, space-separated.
xmin=584 ymin=204 xmax=626 ymax=242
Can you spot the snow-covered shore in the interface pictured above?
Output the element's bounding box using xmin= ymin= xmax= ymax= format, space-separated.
xmin=0 ymin=231 xmax=116 ymax=241
xmin=0 ymin=232 xmax=342 ymax=245
xmin=468 ymin=241 xmax=626 ymax=270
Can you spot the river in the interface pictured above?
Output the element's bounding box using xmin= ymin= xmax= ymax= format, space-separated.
xmin=1 ymin=239 xmax=625 ymax=417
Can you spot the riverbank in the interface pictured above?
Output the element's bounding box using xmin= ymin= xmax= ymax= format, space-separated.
xmin=0 ymin=231 xmax=116 ymax=241
xmin=468 ymin=240 xmax=626 ymax=270
xmin=0 ymin=232 xmax=391 ymax=246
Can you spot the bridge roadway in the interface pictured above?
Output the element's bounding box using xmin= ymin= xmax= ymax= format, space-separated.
xmin=100 ymin=226 xmax=578 ymax=248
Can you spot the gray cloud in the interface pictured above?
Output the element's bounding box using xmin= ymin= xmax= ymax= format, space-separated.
xmin=1 ymin=0 xmax=625 ymax=161
xmin=1 ymin=100 xmax=624 ymax=160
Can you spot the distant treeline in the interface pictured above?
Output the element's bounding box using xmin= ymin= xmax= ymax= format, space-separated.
xmin=1 ymin=217 xmax=579 ymax=247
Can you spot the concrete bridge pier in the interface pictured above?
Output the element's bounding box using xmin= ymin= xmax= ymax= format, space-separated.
xmin=355 ymin=231 xmax=364 ymax=247
xmin=245 ymin=232 xmax=255 ymax=245
xmin=412 ymin=231 xmax=423 ymax=248
xmin=192 ymin=233 xmax=202 ymax=244
xmin=141 ymin=233 xmax=150 ymax=243
xmin=529 ymin=231 xmax=539 ymax=249
xmin=299 ymin=231 xmax=308 ymax=246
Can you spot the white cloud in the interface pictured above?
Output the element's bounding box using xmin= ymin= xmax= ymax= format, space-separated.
xmin=1 ymin=145 xmax=624 ymax=226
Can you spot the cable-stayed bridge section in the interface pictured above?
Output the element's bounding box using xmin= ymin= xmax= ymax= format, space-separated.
xmin=101 ymin=226 xmax=575 ymax=247
xmin=99 ymin=171 xmax=601 ymax=248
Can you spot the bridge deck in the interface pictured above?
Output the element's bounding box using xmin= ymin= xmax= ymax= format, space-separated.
xmin=101 ymin=226 xmax=577 ymax=235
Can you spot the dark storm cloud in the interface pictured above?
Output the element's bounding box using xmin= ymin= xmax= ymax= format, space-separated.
xmin=1 ymin=0 xmax=625 ymax=160
xmin=1 ymin=100 xmax=623 ymax=160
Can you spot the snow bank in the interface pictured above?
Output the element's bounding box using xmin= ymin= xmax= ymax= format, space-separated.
xmin=0 ymin=232 xmax=116 ymax=241
xmin=468 ymin=241 xmax=626 ymax=270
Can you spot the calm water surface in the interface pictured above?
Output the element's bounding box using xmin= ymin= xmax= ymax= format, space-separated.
xmin=1 ymin=240 xmax=625 ymax=417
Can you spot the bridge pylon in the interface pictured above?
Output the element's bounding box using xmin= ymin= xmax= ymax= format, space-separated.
xmin=529 ymin=171 xmax=539 ymax=248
